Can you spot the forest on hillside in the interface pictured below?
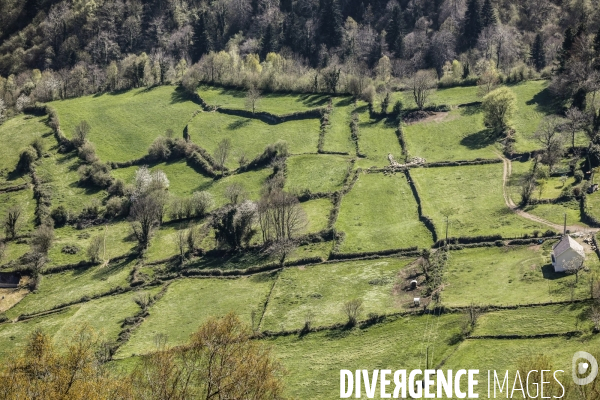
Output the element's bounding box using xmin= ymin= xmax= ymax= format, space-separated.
xmin=0 ymin=0 xmax=600 ymax=122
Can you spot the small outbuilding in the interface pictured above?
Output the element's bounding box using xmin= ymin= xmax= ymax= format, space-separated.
xmin=551 ymin=235 xmax=585 ymax=273
xmin=0 ymin=272 xmax=21 ymax=288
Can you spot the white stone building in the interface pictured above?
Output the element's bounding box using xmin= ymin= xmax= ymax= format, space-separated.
xmin=551 ymin=235 xmax=585 ymax=273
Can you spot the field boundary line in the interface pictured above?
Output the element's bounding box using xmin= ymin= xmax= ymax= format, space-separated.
xmin=257 ymin=271 xmax=280 ymax=331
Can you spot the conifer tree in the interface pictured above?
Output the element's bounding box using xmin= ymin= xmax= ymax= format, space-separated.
xmin=319 ymin=0 xmax=343 ymax=48
xmin=387 ymin=6 xmax=404 ymax=57
xmin=531 ymin=33 xmax=545 ymax=71
xmin=557 ymin=27 xmax=575 ymax=73
xmin=481 ymin=0 xmax=496 ymax=27
xmin=462 ymin=0 xmax=482 ymax=50
xmin=191 ymin=12 xmax=212 ymax=63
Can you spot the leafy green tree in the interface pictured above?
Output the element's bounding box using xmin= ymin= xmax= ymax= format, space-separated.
xmin=482 ymin=87 xmax=517 ymax=135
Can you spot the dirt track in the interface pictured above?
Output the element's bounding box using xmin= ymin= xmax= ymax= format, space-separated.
xmin=497 ymin=153 xmax=598 ymax=234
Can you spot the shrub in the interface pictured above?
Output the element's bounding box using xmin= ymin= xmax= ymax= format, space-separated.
xmin=80 ymin=199 xmax=102 ymax=220
xmin=31 ymin=137 xmax=45 ymax=158
xmin=574 ymin=170 xmax=584 ymax=183
xmin=105 ymin=196 xmax=129 ymax=218
xmin=50 ymin=206 xmax=69 ymax=227
xmin=78 ymin=162 xmax=114 ymax=188
xmin=343 ymin=298 xmax=363 ymax=327
xmin=31 ymin=224 xmax=54 ymax=254
xmin=392 ymin=100 xmax=403 ymax=115
xmin=148 ymin=136 xmax=171 ymax=161
xmin=71 ymin=120 xmax=91 ymax=148
xmin=78 ymin=141 xmax=98 ymax=163
xmin=108 ymin=179 xmax=126 ymax=197
xmin=87 ymin=235 xmax=103 ymax=263
xmin=61 ymin=244 xmax=80 ymax=254
xmin=16 ymin=147 xmax=38 ymax=173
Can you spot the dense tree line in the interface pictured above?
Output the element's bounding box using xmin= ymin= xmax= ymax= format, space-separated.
xmin=0 ymin=0 xmax=599 ymax=112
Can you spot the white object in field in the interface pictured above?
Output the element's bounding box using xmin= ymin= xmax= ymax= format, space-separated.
xmin=551 ymin=235 xmax=585 ymax=273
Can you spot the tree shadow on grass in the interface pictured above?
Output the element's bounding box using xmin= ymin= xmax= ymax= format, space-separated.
xmin=170 ymin=86 xmax=195 ymax=104
xmin=298 ymin=93 xmax=329 ymax=108
xmin=525 ymin=87 xmax=561 ymax=115
xmin=323 ymin=326 xmax=354 ymax=340
xmin=460 ymin=129 xmax=497 ymax=149
xmin=334 ymin=97 xmax=354 ymax=107
xmin=459 ymin=104 xmax=482 ymax=116
xmin=92 ymin=254 xmax=138 ymax=280
xmin=227 ymin=118 xmax=252 ymax=130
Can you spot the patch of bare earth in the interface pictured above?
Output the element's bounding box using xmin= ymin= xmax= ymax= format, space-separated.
xmin=405 ymin=111 xmax=452 ymax=124
xmin=0 ymin=288 xmax=29 ymax=312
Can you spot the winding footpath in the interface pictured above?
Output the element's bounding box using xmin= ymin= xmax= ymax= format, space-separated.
xmin=497 ymin=153 xmax=598 ymax=234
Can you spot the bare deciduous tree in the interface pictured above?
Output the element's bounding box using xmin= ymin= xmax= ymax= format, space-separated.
xmin=72 ymin=120 xmax=91 ymax=148
xmin=213 ymin=138 xmax=232 ymax=175
xmin=4 ymin=206 xmax=22 ymax=240
xmin=130 ymin=194 xmax=162 ymax=248
xmin=534 ymin=116 xmax=565 ymax=172
xmin=563 ymin=107 xmax=588 ymax=151
xmin=245 ymin=85 xmax=261 ymax=113
xmin=176 ymin=229 xmax=187 ymax=262
xmin=31 ymin=225 xmax=54 ymax=255
xmin=257 ymin=189 xmax=307 ymax=244
xmin=564 ymin=257 xmax=584 ymax=283
xmin=412 ymin=70 xmax=437 ymax=110
xmin=225 ymin=183 xmax=247 ymax=205
xmin=343 ymin=298 xmax=364 ymax=327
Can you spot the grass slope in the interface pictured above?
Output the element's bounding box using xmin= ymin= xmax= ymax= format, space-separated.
xmin=197 ymin=86 xmax=329 ymax=114
xmin=403 ymin=106 xmax=499 ymax=162
xmin=267 ymin=314 xmax=462 ymax=399
xmin=356 ymin=114 xmax=403 ymax=168
xmin=336 ymin=172 xmax=433 ymax=252
xmin=472 ymin=303 xmax=591 ymax=336
xmin=0 ymin=292 xmax=141 ymax=359
xmin=412 ymin=164 xmax=546 ymax=238
xmin=285 ymin=154 xmax=350 ymax=194
xmin=442 ymin=245 xmax=600 ymax=307
xmin=322 ymin=97 xmax=356 ymax=154
xmin=262 ymin=257 xmax=414 ymax=331
xmin=189 ymin=112 xmax=319 ymax=170
xmin=49 ymin=86 xmax=199 ymax=162
xmin=6 ymin=258 xmax=135 ymax=318
xmin=0 ymin=114 xmax=50 ymax=184
xmin=115 ymin=275 xmax=273 ymax=358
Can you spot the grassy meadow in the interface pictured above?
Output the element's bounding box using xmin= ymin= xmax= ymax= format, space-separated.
xmin=115 ymin=275 xmax=273 ymax=358
xmin=49 ymin=86 xmax=199 ymax=162
xmin=403 ymin=106 xmax=499 ymax=162
xmin=412 ymin=164 xmax=546 ymax=238
xmin=198 ymin=86 xmax=329 ymax=114
xmin=442 ymin=244 xmax=600 ymax=307
xmin=0 ymin=114 xmax=50 ymax=183
xmin=6 ymin=258 xmax=135 ymax=318
xmin=188 ymin=111 xmax=320 ymax=169
xmin=356 ymin=113 xmax=403 ymax=168
xmin=285 ymin=154 xmax=350 ymax=194
xmin=1 ymin=80 xmax=599 ymax=398
xmin=261 ymin=257 xmax=414 ymax=331
xmin=322 ymin=97 xmax=356 ymax=154
xmin=336 ymin=172 xmax=433 ymax=252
